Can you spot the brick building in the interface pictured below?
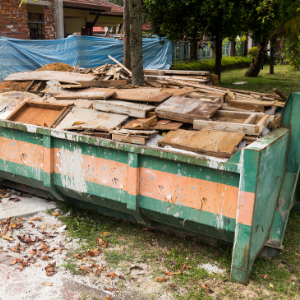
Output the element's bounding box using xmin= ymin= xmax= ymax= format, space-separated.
xmin=0 ymin=0 xmax=123 ymax=40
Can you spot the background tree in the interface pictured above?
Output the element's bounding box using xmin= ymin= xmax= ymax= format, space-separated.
xmin=244 ymin=0 xmax=300 ymax=77
xmin=123 ymin=0 xmax=131 ymax=70
xmin=144 ymin=0 xmax=247 ymax=81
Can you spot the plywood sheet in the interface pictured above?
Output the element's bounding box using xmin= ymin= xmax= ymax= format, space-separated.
xmin=149 ymin=120 xmax=183 ymax=131
xmin=54 ymin=91 xmax=115 ymax=100
xmin=55 ymin=107 xmax=128 ymax=131
xmin=155 ymin=96 xmax=222 ymax=123
xmin=4 ymin=71 xmax=95 ymax=84
xmin=93 ymin=100 xmax=155 ymax=118
xmin=116 ymin=89 xmax=172 ymax=103
xmin=158 ymin=129 xmax=244 ymax=158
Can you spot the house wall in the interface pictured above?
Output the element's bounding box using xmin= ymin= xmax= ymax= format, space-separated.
xmin=0 ymin=0 xmax=55 ymax=40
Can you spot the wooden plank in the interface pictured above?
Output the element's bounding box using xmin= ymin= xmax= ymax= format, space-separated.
xmin=108 ymin=55 xmax=132 ymax=76
xmin=155 ymin=96 xmax=222 ymax=123
xmin=88 ymin=132 xmax=112 ymax=139
xmin=158 ymin=129 xmax=244 ymax=158
xmin=54 ymin=91 xmax=116 ymax=100
xmin=93 ymin=100 xmax=155 ymax=118
xmin=110 ymin=129 xmax=157 ymax=136
xmin=228 ymin=102 xmax=266 ymax=112
xmin=116 ymin=89 xmax=172 ymax=103
xmin=243 ymin=113 xmax=257 ymax=124
xmin=227 ymin=98 xmax=275 ymax=106
xmin=149 ymin=120 xmax=183 ymax=131
xmin=4 ymin=71 xmax=95 ymax=84
xmin=106 ymin=67 xmax=122 ymax=76
xmin=80 ymin=80 xmax=127 ymax=88
xmin=122 ymin=116 xmax=157 ymax=129
xmin=145 ymin=75 xmax=210 ymax=83
xmin=55 ymin=107 xmax=128 ymax=131
xmin=273 ymin=88 xmax=287 ymax=101
xmin=144 ymin=69 xmax=210 ymax=76
xmin=112 ymin=134 xmax=146 ymax=145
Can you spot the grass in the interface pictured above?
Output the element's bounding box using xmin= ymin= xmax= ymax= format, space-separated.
xmin=220 ymin=65 xmax=300 ymax=96
xmin=171 ymin=56 xmax=252 ymax=71
xmin=57 ymin=201 xmax=300 ymax=299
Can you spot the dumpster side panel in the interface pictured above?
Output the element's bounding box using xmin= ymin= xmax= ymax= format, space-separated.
xmin=231 ymin=128 xmax=289 ymax=284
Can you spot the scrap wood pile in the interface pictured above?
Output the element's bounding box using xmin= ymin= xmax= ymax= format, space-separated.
xmin=0 ymin=56 xmax=286 ymax=159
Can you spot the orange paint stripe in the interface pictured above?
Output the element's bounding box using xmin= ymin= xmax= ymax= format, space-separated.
xmin=53 ymin=148 xmax=129 ymax=192
xmin=139 ymin=168 xmax=250 ymax=224
xmin=0 ymin=137 xmax=44 ymax=169
xmin=0 ymin=139 xmax=254 ymax=225
xmin=237 ymin=191 xmax=255 ymax=226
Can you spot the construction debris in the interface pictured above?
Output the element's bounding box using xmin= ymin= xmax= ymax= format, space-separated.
xmin=0 ymin=57 xmax=286 ymax=159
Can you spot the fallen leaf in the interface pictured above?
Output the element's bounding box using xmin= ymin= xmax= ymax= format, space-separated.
xmin=46 ymin=271 xmax=55 ymax=276
xmin=85 ymin=249 xmax=100 ymax=257
xmin=28 ymin=222 xmax=35 ymax=228
xmin=119 ymin=275 xmax=125 ymax=280
xmin=52 ymin=212 xmax=61 ymax=217
xmin=1 ymin=235 xmax=14 ymax=241
xmin=36 ymin=250 xmax=41 ymax=256
xmin=72 ymin=121 xmax=85 ymax=126
xmin=169 ymin=283 xmax=177 ymax=291
xmin=74 ymin=253 xmax=82 ymax=259
xmin=10 ymin=258 xmax=17 ymax=265
xmin=164 ymin=271 xmax=177 ymax=276
xmin=35 ymin=264 xmax=41 ymax=267
xmin=104 ymin=298 xmax=111 ymax=300
xmin=30 ymin=217 xmax=42 ymax=222
xmin=156 ymin=277 xmax=169 ymax=282
xmin=181 ymin=263 xmax=186 ymax=271
xmin=130 ymin=265 xmax=143 ymax=272
xmin=201 ymin=283 xmax=208 ymax=289
xmin=269 ymin=283 xmax=274 ymax=289
xmin=29 ymin=249 xmax=36 ymax=256
xmin=80 ymin=266 xmax=87 ymax=274
xmin=46 ymin=267 xmax=55 ymax=272
xmin=57 ymin=248 xmax=62 ymax=254
xmin=43 ymin=283 xmax=53 ymax=286
xmin=106 ymin=272 xmax=118 ymax=279
xmin=89 ymin=263 xmax=99 ymax=268
xmin=263 ymin=274 xmax=269 ymax=279
xmin=97 ymin=238 xmax=108 ymax=248
xmin=41 ymin=255 xmax=50 ymax=261
xmin=48 ymin=247 xmax=56 ymax=252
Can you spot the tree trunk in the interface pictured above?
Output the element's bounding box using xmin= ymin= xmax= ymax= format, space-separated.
xmin=190 ymin=39 xmax=198 ymax=61
xmin=215 ymin=38 xmax=222 ymax=82
xmin=245 ymin=41 xmax=268 ymax=77
xmin=244 ymin=34 xmax=249 ymax=57
xmin=270 ymin=37 xmax=276 ymax=74
xmin=123 ymin=0 xmax=131 ymax=70
xmin=129 ymin=0 xmax=144 ymax=86
xmin=230 ymin=40 xmax=236 ymax=56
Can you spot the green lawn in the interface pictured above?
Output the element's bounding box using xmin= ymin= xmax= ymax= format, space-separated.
xmin=220 ymin=65 xmax=300 ymax=96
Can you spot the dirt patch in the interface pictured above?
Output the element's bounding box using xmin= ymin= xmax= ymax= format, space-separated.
xmin=37 ymin=62 xmax=74 ymax=72
xmin=0 ymin=81 xmax=31 ymax=93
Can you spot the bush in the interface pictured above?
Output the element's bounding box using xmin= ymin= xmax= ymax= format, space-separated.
xmin=248 ymin=47 xmax=258 ymax=57
xmin=282 ymin=37 xmax=300 ymax=70
xmin=171 ymin=56 xmax=252 ymax=72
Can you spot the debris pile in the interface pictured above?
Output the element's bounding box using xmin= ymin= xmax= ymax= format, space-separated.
xmin=0 ymin=56 xmax=285 ymax=159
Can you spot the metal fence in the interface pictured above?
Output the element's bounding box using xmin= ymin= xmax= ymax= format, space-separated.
xmin=172 ymin=41 xmax=245 ymax=63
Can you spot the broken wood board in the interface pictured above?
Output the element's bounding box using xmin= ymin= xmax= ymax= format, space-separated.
xmin=43 ymin=97 xmax=93 ymax=108
xmin=122 ymin=116 xmax=157 ymax=129
xmin=4 ymin=71 xmax=95 ymax=84
xmin=158 ymin=129 xmax=245 ymax=158
xmin=93 ymin=100 xmax=155 ymax=118
xmin=145 ymin=75 xmax=210 ymax=83
xmin=144 ymin=69 xmax=210 ymax=76
xmin=160 ymin=88 xmax=194 ymax=97
xmin=149 ymin=120 xmax=183 ymax=131
xmin=185 ymin=92 xmax=221 ymax=103
xmin=112 ymin=134 xmax=146 ymax=145
xmin=6 ymin=101 xmax=71 ymax=128
xmin=79 ymin=80 xmax=128 ymax=88
xmin=55 ymin=107 xmax=128 ymax=131
xmin=227 ymin=99 xmax=275 ymax=112
xmin=54 ymin=91 xmax=116 ymax=100
xmin=110 ymin=129 xmax=157 ymax=136
xmin=116 ymin=89 xmax=172 ymax=103
xmin=193 ymin=111 xmax=270 ymax=136
xmin=155 ymin=96 xmax=222 ymax=123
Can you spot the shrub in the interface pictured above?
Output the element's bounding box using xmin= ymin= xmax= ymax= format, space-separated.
xmin=248 ymin=47 xmax=258 ymax=57
xmin=282 ymin=36 xmax=300 ymax=70
xmin=171 ymin=56 xmax=252 ymax=72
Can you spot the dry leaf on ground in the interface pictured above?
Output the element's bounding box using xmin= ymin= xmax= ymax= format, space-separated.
xmin=85 ymin=249 xmax=100 ymax=257
xmin=156 ymin=277 xmax=169 ymax=282
xmin=96 ymin=238 xmax=108 ymax=248
xmin=1 ymin=235 xmax=14 ymax=241
xmin=43 ymin=283 xmax=53 ymax=286
xmin=52 ymin=212 xmax=61 ymax=217
xmin=106 ymin=272 xmax=118 ymax=279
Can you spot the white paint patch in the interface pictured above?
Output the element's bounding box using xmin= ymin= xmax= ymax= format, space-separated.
xmin=198 ymin=263 xmax=226 ymax=274
xmin=25 ymin=124 xmax=37 ymax=133
xmin=128 ymin=154 xmax=134 ymax=167
xmin=173 ymin=212 xmax=179 ymax=218
xmin=60 ymin=146 xmax=87 ymax=193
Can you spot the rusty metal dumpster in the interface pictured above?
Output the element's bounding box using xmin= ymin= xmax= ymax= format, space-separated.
xmin=1 ymin=92 xmax=300 ymax=284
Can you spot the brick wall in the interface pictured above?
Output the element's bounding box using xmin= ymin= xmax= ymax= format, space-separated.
xmin=0 ymin=0 xmax=56 ymax=40
xmin=44 ymin=2 xmax=56 ymax=40
xmin=0 ymin=0 xmax=30 ymax=39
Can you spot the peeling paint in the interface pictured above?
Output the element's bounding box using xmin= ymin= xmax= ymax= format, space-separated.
xmin=60 ymin=146 xmax=87 ymax=193
xmin=173 ymin=212 xmax=179 ymax=218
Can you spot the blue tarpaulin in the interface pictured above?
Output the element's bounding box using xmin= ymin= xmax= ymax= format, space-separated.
xmin=0 ymin=35 xmax=172 ymax=81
